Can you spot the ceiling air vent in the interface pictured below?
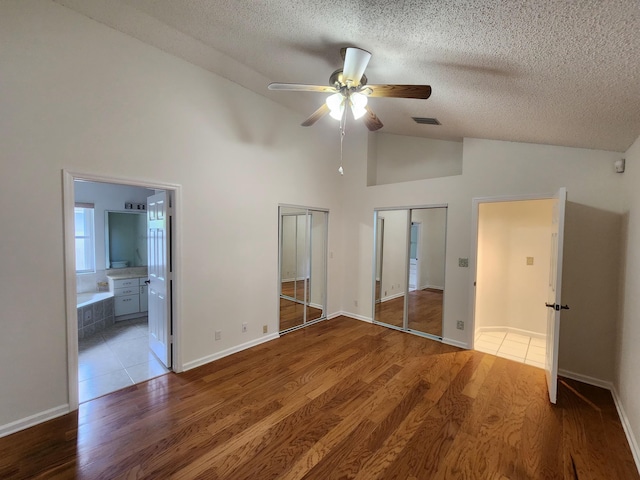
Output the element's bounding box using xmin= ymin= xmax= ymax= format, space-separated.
xmin=412 ymin=117 xmax=441 ymax=125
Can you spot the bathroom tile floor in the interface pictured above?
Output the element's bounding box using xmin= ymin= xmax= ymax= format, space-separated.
xmin=78 ymin=317 xmax=169 ymax=403
xmin=474 ymin=330 xmax=546 ymax=369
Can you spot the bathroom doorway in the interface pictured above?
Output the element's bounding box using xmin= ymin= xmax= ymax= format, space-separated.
xmin=470 ymin=189 xmax=567 ymax=403
xmin=63 ymin=171 xmax=181 ymax=409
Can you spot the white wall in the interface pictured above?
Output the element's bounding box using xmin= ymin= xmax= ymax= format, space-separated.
xmin=476 ymin=200 xmax=554 ymax=335
xmin=341 ymin=133 xmax=624 ymax=380
xmin=617 ymin=133 xmax=640 ymax=461
xmin=369 ymin=133 xmax=463 ymax=186
xmin=0 ymin=0 xmax=343 ymax=432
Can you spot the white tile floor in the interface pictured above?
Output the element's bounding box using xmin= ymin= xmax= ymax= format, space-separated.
xmin=474 ymin=330 xmax=546 ymax=369
xmin=78 ymin=317 xmax=169 ymax=403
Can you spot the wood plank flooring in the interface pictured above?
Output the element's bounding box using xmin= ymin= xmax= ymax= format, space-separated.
xmin=376 ymin=288 xmax=443 ymax=336
xmin=1 ymin=317 xmax=637 ymax=479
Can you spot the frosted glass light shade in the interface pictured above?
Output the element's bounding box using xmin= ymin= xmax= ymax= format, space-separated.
xmin=350 ymin=92 xmax=368 ymax=119
xmin=326 ymin=93 xmax=345 ymax=120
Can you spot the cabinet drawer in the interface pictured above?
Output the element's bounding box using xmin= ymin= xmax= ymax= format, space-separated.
xmin=113 ymin=278 xmax=138 ymax=289
xmin=115 ymin=286 xmax=138 ymax=297
xmin=114 ymin=294 xmax=140 ymax=316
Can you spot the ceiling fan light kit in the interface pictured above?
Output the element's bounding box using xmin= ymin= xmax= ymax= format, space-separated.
xmin=268 ymin=47 xmax=432 ymax=173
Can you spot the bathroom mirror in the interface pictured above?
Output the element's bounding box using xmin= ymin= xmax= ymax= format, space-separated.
xmin=373 ymin=206 xmax=447 ymax=339
xmin=105 ymin=211 xmax=148 ymax=269
xmin=279 ymin=206 xmax=328 ymax=332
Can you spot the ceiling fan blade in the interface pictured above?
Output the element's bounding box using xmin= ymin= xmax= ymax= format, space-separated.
xmin=362 ymin=106 xmax=383 ymax=131
xmin=364 ymin=84 xmax=432 ymax=99
xmin=268 ymin=83 xmax=337 ymax=93
xmin=301 ymin=103 xmax=330 ymax=127
xmin=342 ymin=47 xmax=371 ymax=86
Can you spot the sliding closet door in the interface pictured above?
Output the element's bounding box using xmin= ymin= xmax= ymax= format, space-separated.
xmin=373 ymin=209 xmax=409 ymax=329
xmin=279 ymin=206 xmax=328 ymax=333
xmin=406 ymin=208 xmax=447 ymax=338
xmin=373 ymin=206 xmax=447 ymax=340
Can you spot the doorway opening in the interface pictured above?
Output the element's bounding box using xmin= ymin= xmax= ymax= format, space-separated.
xmin=470 ymin=189 xmax=567 ymax=404
xmin=63 ymin=171 xmax=180 ymax=409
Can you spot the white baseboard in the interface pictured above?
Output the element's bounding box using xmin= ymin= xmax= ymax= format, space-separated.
xmin=0 ymin=404 xmax=69 ymax=439
xmin=421 ymin=284 xmax=444 ymax=291
xmin=610 ymin=386 xmax=640 ymax=475
xmin=381 ymin=291 xmax=405 ymax=303
xmin=442 ymin=337 xmax=469 ymax=349
xmin=557 ymin=369 xmax=612 ymax=390
xmin=331 ymin=311 xmax=372 ymax=323
xmin=477 ymin=325 xmax=546 ymax=340
xmin=183 ymin=333 xmax=280 ymax=371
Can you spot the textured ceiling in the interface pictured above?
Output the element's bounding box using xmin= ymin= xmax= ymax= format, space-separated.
xmin=56 ymin=0 xmax=640 ymax=152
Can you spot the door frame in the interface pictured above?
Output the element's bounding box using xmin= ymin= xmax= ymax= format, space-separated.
xmin=468 ymin=192 xmax=557 ymax=351
xmin=62 ymin=170 xmax=182 ymax=412
xmin=409 ymin=221 xmax=421 ymax=291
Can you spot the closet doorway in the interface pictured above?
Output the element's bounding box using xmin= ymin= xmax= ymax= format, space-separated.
xmin=278 ymin=205 xmax=328 ymax=333
xmin=372 ymin=206 xmax=447 ymax=340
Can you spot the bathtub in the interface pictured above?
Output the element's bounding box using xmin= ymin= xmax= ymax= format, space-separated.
xmin=77 ymin=292 xmax=115 ymax=339
xmin=77 ymin=291 xmax=113 ymax=308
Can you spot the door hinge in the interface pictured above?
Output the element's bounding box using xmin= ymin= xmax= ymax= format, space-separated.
xmin=545 ymin=303 xmax=570 ymax=311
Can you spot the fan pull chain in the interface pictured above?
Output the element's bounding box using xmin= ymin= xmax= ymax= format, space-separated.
xmin=338 ymin=106 xmax=347 ymax=175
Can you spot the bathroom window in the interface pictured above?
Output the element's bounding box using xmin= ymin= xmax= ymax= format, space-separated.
xmin=75 ymin=203 xmax=95 ymax=274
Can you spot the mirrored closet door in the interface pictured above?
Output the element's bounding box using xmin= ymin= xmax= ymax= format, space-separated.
xmin=373 ymin=206 xmax=447 ymax=340
xmin=279 ymin=206 xmax=328 ymax=333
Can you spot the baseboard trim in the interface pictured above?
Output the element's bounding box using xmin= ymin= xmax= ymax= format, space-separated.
xmin=610 ymin=386 xmax=640 ymax=475
xmin=381 ymin=292 xmax=405 ymax=303
xmin=330 ymin=311 xmax=372 ymax=323
xmin=0 ymin=404 xmax=70 ymax=439
xmin=183 ymin=333 xmax=280 ymax=371
xmin=557 ymin=369 xmax=612 ymax=390
xmin=442 ymin=337 xmax=469 ymax=349
xmin=478 ymin=325 xmax=546 ymax=340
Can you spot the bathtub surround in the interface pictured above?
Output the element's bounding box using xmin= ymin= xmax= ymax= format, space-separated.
xmin=77 ymin=294 xmax=114 ymax=340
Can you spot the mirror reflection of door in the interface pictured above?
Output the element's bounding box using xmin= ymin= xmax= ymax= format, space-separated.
xmin=279 ymin=206 xmax=328 ymax=332
xmin=407 ymin=208 xmax=447 ymax=338
xmin=373 ymin=206 xmax=447 ymax=339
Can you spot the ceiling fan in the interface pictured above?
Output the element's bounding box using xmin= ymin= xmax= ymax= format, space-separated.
xmin=268 ymin=47 xmax=432 ymax=131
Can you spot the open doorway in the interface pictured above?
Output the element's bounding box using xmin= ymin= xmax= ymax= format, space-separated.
xmin=63 ymin=171 xmax=180 ymax=409
xmin=472 ymin=198 xmax=555 ymax=368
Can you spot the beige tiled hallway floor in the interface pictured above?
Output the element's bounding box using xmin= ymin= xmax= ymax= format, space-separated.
xmin=474 ymin=330 xmax=546 ymax=369
xmin=78 ymin=317 xmax=169 ymax=403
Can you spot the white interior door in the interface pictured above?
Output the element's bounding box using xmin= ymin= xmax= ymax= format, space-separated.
xmin=545 ymin=187 xmax=567 ymax=404
xmin=147 ymin=191 xmax=172 ymax=368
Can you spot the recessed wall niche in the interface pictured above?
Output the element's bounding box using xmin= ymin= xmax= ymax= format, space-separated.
xmin=366 ymin=132 xmax=463 ymax=186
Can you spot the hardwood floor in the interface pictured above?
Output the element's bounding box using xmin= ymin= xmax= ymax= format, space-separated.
xmin=1 ymin=317 xmax=637 ymax=479
xmin=376 ymin=288 xmax=443 ymax=336
xmin=280 ymin=281 xmax=323 ymax=331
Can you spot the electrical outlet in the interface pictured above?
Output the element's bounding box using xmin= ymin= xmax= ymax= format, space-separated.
xmin=263 ymin=325 xmax=268 ymax=334
xmin=354 ymin=300 xmax=358 ymax=307
xmin=459 ymin=258 xmax=469 ymax=268
xmin=526 ymin=256 xmax=534 ymax=265
xmin=457 ymin=320 xmax=465 ymax=330
xmin=384 ymin=290 xmax=387 ymax=296
xmin=215 ymin=330 xmax=221 ymax=340
xmin=242 ymin=322 xmax=248 ymax=333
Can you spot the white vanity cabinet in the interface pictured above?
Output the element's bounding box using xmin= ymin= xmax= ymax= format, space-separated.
xmin=139 ymin=277 xmax=148 ymax=313
xmin=112 ymin=278 xmax=140 ymax=317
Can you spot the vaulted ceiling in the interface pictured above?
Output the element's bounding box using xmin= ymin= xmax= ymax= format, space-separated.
xmin=57 ymin=0 xmax=640 ymax=152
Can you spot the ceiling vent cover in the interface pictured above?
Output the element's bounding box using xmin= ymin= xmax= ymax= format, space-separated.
xmin=412 ymin=117 xmax=441 ymax=125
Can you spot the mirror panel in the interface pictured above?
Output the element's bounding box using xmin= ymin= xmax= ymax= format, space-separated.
xmin=407 ymin=208 xmax=447 ymax=337
xmin=374 ymin=209 xmax=408 ymax=328
xmin=105 ymin=211 xmax=148 ymax=269
xmin=306 ymin=210 xmax=327 ymax=322
xmin=279 ymin=206 xmax=328 ymax=332
xmin=373 ymin=206 xmax=447 ymax=339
